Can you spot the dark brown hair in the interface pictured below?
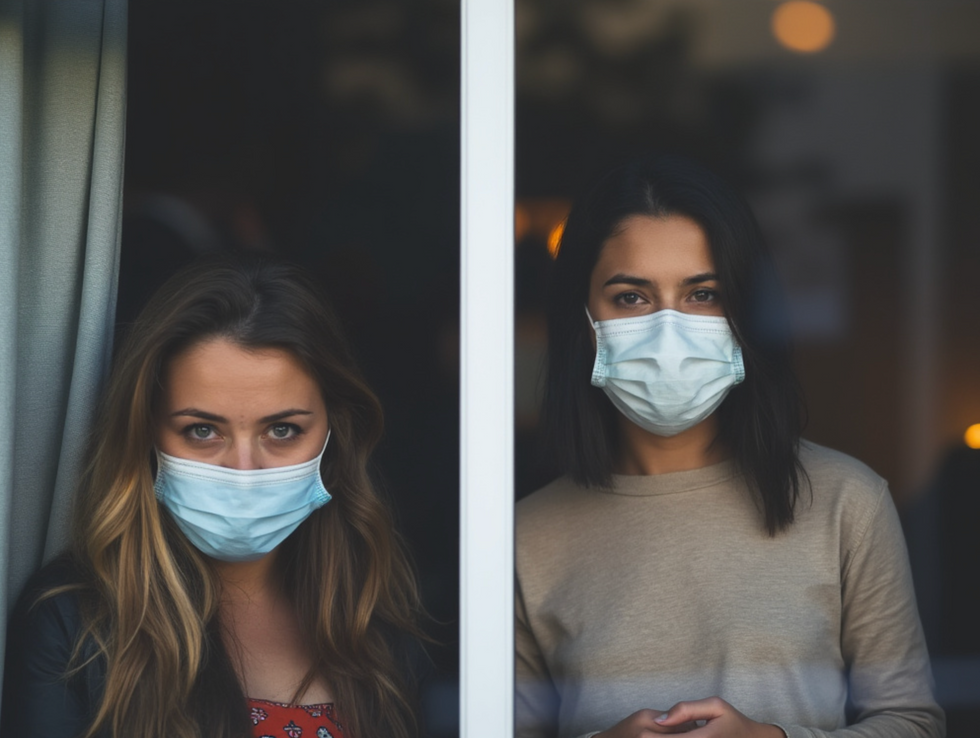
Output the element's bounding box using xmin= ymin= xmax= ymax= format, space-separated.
xmin=544 ymin=156 xmax=808 ymax=535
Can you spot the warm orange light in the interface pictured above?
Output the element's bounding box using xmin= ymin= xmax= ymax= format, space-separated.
xmin=966 ymin=424 xmax=980 ymax=450
xmin=516 ymin=198 xmax=571 ymax=253
xmin=772 ymin=1 xmax=835 ymax=54
xmin=515 ymin=203 xmax=531 ymax=243
xmin=547 ymin=221 xmax=565 ymax=258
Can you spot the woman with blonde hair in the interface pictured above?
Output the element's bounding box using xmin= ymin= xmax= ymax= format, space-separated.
xmin=2 ymin=255 xmax=424 ymax=738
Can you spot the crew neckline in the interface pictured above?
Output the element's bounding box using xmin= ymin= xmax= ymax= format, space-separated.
xmin=605 ymin=458 xmax=738 ymax=497
xmin=247 ymin=697 xmax=335 ymax=710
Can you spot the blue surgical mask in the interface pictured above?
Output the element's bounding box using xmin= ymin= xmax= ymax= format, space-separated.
xmin=154 ymin=432 xmax=332 ymax=562
xmin=589 ymin=309 xmax=745 ymax=436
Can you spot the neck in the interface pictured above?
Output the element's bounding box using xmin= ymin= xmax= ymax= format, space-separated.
xmin=615 ymin=413 xmax=729 ymax=476
xmin=212 ymin=549 xmax=283 ymax=606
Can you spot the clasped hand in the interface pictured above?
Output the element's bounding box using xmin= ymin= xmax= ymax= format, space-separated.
xmin=595 ymin=697 xmax=785 ymax=738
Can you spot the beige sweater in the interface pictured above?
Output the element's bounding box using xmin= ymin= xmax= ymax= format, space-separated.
xmin=516 ymin=443 xmax=944 ymax=738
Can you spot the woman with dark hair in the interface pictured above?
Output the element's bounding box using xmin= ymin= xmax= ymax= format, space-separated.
xmin=515 ymin=157 xmax=943 ymax=738
xmin=2 ymin=256 xmax=424 ymax=738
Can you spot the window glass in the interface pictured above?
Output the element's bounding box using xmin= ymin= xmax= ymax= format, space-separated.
xmin=514 ymin=1 xmax=980 ymax=733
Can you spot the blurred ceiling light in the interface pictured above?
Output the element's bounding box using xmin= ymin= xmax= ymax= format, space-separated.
xmin=772 ymin=1 xmax=836 ymax=54
xmin=966 ymin=424 xmax=980 ymax=450
xmin=547 ymin=221 xmax=565 ymax=258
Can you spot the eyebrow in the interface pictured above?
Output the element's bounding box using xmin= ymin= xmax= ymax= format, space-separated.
xmin=682 ymin=272 xmax=719 ymax=286
xmin=603 ymin=272 xmax=719 ymax=288
xmin=603 ymin=274 xmax=651 ymax=288
xmin=170 ymin=408 xmax=314 ymax=424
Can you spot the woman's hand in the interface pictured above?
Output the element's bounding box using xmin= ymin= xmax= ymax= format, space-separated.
xmin=595 ymin=708 xmax=700 ymax=737
xmin=652 ymin=697 xmax=785 ymax=738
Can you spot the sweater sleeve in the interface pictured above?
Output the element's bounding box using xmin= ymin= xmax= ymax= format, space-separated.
xmin=515 ymin=574 xmax=562 ymax=738
xmin=780 ymin=482 xmax=945 ymax=738
xmin=1 ymin=576 xmax=96 ymax=738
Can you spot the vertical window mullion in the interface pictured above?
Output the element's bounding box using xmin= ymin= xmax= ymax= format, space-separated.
xmin=459 ymin=0 xmax=515 ymax=736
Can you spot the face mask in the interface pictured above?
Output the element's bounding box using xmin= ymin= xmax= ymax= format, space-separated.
xmin=589 ymin=309 xmax=745 ymax=436
xmin=154 ymin=432 xmax=332 ymax=562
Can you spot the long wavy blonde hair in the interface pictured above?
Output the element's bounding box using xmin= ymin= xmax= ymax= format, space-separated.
xmin=67 ymin=255 xmax=424 ymax=738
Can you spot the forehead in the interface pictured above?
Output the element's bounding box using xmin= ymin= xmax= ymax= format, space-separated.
xmin=160 ymin=338 xmax=320 ymax=408
xmin=593 ymin=214 xmax=715 ymax=280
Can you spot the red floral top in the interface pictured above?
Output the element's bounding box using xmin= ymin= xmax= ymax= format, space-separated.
xmin=248 ymin=698 xmax=347 ymax=738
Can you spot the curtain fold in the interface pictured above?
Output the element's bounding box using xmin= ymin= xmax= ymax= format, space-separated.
xmin=0 ymin=0 xmax=126 ymax=698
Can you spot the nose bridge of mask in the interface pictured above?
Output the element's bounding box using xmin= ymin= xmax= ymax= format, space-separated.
xmin=660 ymin=313 xmax=738 ymax=367
xmin=154 ymin=429 xmax=332 ymax=511
xmin=168 ymin=492 xmax=321 ymax=528
xmin=157 ymin=468 xmax=329 ymax=516
xmin=590 ymin=309 xmax=732 ymax=384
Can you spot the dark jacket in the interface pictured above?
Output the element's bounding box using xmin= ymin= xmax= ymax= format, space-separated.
xmin=1 ymin=558 xmax=433 ymax=738
xmin=1 ymin=557 xmax=106 ymax=738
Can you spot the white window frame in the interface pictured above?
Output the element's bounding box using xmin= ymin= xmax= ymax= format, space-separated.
xmin=459 ymin=0 xmax=515 ymax=735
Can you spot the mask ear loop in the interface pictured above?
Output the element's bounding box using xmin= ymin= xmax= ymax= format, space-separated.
xmin=584 ymin=305 xmax=599 ymax=329
xmin=584 ymin=306 xmax=608 ymax=387
xmin=312 ymin=428 xmax=333 ymax=499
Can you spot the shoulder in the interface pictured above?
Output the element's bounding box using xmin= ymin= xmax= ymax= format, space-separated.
xmin=797 ymin=441 xmax=888 ymax=510
xmin=516 ymin=476 xmax=596 ymax=539
xmin=798 ymin=441 xmax=885 ymax=491
xmin=2 ymin=557 xmax=105 ymax=736
xmin=795 ymin=441 xmax=895 ymax=552
xmin=17 ymin=553 xmax=89 ymax=593
xmin=12 ymin=554 xmax=90 ymax=613
xmin=517 ymin=475 xmax=582 ymax=514
xmin=515 ymin=476 xmax=619 ymax=584
xmin=6 ymin=555 xmax=92 ymax=666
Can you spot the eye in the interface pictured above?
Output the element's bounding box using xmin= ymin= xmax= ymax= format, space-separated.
xmin=183 ymin=424 xmax=218 ymax=442
xmin=690 ymin=288 xmax=718 ymax=303
xmin=614 ymin=291 xmax=644 ymax=306
xmin=267 ymin=423 xmax=301 ymax=441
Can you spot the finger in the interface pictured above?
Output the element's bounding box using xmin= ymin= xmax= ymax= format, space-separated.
xmin=638 ymin=717 xmax=703 ymax=734
xmin=653 ymin=720 xmax=701 ymax=734
xmin=622 ymin=709 xmax=693 ymax=735
xmin=653 ymin=697 xmax=727 ymax=727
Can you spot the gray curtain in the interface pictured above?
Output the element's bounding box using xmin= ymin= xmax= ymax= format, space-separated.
xmin=0 ymin=0 xmax=126 ymax=691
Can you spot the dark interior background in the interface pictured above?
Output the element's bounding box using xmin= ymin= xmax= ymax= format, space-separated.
xmin=124 ymin=1 xmax=979 ymax=736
